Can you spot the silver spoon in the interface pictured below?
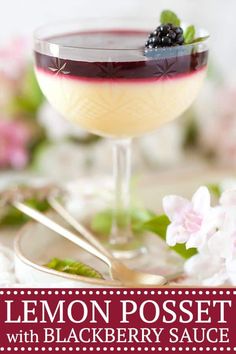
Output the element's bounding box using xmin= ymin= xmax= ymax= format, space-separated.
xmin=48 ymin=196 xmax=183 ymax=283
xmin=13 ymin=200 xmax=167 ymax=287
xmin=48 ymin=196 xmax=112 ymax=258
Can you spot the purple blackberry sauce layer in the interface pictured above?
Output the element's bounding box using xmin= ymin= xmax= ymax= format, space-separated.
xmin=35 ymin=30 xmax=208 ymax=80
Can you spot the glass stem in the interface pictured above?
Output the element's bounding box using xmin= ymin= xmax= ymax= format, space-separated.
xmin=110 ymin=138 xmax=132 ymax=246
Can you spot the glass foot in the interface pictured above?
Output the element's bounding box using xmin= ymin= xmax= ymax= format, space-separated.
xmin=108 ymin=239 xmax=147 ymax=259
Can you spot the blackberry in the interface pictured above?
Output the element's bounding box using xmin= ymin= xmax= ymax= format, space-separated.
xmin=145 ymin=23 xmax=184 ymax=49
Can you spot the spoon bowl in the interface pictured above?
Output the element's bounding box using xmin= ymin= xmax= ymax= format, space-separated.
xmin=110 ymin=260 xmax=167 ymax=287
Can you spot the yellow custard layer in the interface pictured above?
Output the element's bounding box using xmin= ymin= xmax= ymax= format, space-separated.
xmin=36 ymin=69 xmax=206 ymax=137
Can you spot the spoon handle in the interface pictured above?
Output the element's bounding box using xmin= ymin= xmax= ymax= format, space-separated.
xmin=13 ymin=201 xmax=112 ymax=267
xmin=48 ymin=196 xmax=112 ymax=258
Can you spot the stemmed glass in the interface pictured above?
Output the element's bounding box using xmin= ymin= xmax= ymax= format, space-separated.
xmin=34 ymin=18 xmax=209 ymax=258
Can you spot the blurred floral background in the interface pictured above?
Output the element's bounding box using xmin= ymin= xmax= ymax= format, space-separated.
xmin=1 ymin=0 xmax=236 ymax=286
xmin=0 ymin=0 xmax=235 ymax=180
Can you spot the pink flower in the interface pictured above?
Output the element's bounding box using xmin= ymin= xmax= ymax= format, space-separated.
xmin=0 ymin=120 xmax=30 ymax=169
xmin=164 ymin=186 xmax=236 ymax=286
xmin=197 ymin=87 xmax=236 ymax=165
xmin=0 ymin=38 xmax=28 ymax=80
xmin=220 ymin=189 xmax=236 ymax=207
xmin=163 ymin=186 xmax=212 ymax=249
xmin=0 ymin=38 xmax=28 ymax=110
xmin=207 ymin=190 xmax=236 ymax=260
xmin=185 ymin=251 xmax=228 ymax=286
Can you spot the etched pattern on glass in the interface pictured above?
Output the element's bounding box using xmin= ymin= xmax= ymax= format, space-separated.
xmin=48 ymin=58 xmax=70 ymax=76
xmin=96 ymin=59 xmax=123 ymax=79
xmin=154 ymin=58 xmax=178 ymax=79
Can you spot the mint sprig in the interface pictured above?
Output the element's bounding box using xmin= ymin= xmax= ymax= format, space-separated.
xmin=184 ymin=25 xmax=196 ymax=44
xmin=191 ymin=35 xmax=210 ymax=44
xmin=45 ymin=258 xmax=103 ymax=279
xmin=160 ymin=10 xmax=181 ymax=26
xmin=160 ymin=9 xmax=208 ymax=45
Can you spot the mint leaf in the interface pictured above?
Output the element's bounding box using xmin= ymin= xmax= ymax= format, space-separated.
xmin=45 ymin=258 xmax=103 ymax=279
xmin=142 ymin=215 xmax=197 ymax=259
xmin=191 ymin=35 xmax=210 ymax=44
xmin=184 ymin=25 xmax=196 ymax=44
xmin=160 ymin=10 xmax=181 ymax=26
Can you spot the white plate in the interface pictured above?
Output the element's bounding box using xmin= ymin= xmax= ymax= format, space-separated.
xmin=14 ymin=213 xmax=183 ymax=287
xmin=13 ymin=167 xmax=235 ymax=287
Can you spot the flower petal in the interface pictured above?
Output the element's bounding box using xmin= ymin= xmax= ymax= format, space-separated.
xmin=207 ymin=228 xmax=233 ymax=259
xmin=185 ymin=252 xmax=225 ymax=284
xmin=184 ymin=253 xmax=209 ymax=278
xmin=202 ymin=206 xmax=225 ymax=232
xmin=166 ymin=223 xmax=189 ymax=246
xmin=186 ymin=231 xmax=205 ymax=250
xmin=226 ymin=258 xmax=236 ymax=285
xmin=202 ymin=270 xmax=228 ymax=286
xmin=166 ymin=223 xmax=178 ymax=247
xmin=220 ymin=189 xmax=236 ymax=207
xmin=162 ymin=195 xmax=188 ymax=221
xmin=192 ymin=186 xmax=211 ymax=214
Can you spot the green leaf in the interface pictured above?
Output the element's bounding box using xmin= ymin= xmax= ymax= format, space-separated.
xmin=160 ymin=10 xmax=181 ymax=26
xmin=142 ymin=215 xmax=197 ymax=259
xmin=191 ymin=35 xmax=210 ymax=44
xmin=22 ymin=65 xmax=44 ymax=111
xmin=183 ymin=115 xmax=199 ymax=148
xmin=91 ymin=210 xmax=112 ymax=236
xmin=0 ymin=207 xmax=28 ymax=227
xmin=70 ymin=134 xmax=101 ymax=145
xmin=10 ymin=64 xmax=44 ymax=116
xmin=0 ymin=197 xmax=50 ymax=227
xmin=91 ymin=208 xmax=154 ymax=236
xmin=131 ymin=209 xmax=156 ymax=233
xmin=171 ymin=244 xmax=197 ymax=259
xmin=91 ymin=209 xmax=197 ymax=260
xmin=142 ymin=214 xmax=170 ymax=238
xmin=184 ymin=25 xmax=196 ymax=44
xmin=45 ymin=258 xmax=103 ymax=279
xmin=207 ymin=183 xmax=222 ymax=199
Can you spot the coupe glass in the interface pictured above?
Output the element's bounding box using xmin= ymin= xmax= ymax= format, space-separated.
xmin=33 ymin=18 xmax=209 ymax=258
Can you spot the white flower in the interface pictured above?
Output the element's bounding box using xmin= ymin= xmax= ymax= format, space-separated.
xmin=162 ymin=185 xmax=236 ymax=285
xmin=0 ymin=246 xmax=16 ymax=286
xmin=220 ymin=189 xmax=236 ymax=206
xmin=37 ymin=102 xmax=86 ymax=141
xmin=178 ymin=187 xmax=236 ymax=286
xmin=196 ymin=86 xmax=236 ymax=165
xmin=163 ymin=186 xmax=215 ymax=249
xmin=184 ymin=250 xmax=228 ymax=286
xmin=226 ymin=256 xmax=236 ymax=285
xmin=138 ymin=121 xmax=184 ymax=167
xmin=207 ymin=211 xmax=236 ymax=260
xmin=33 ymin=139 xmax=112 ymax=181
xmin=33 ymin=141 xmax=91 ymax=180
